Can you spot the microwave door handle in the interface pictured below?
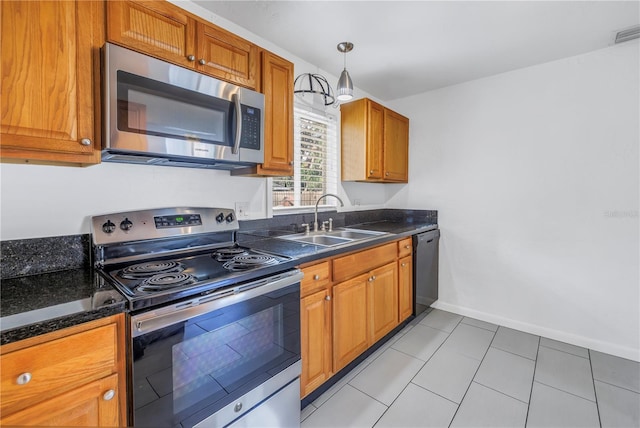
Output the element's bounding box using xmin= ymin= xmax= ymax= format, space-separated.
xmin=232 ymin=93 xmax=242 ymax=155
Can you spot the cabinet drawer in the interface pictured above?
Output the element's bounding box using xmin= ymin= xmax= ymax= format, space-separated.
xmin=0 ymin=323 xmax=118 ymax=415
xmin=301 ymin=261 xmax=330 ymax=296
xmin=398 ymin=237 xmax=413 ymax=258
xmin=332 ymin=242 xmax=397 ymax=283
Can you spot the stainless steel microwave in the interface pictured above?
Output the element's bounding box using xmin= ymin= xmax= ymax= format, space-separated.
xmin=102 ymin=43 xmax=264 ymax=169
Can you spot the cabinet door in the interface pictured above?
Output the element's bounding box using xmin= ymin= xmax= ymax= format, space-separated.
xmin=383 ymin=109 xmax=409 ymax=182
xmin=398 ymin=255 xmax=413 ymax=321
xmin=369 ymin=263 xmax=398 ymax=343
xmin=366 ymin=100 xmax=385 ymax=180
xmin=0 ymin=374 xmax=119 ymax=427
xmin=1 ymin=0 xmax=102 ymax=164
xmin=333 ymin=274 xmax=369 ymax=371
xmin=107 ymin=0 xmax=196 ymax=68
xmin=257 ymin=50 xmax=294 ymax=175
xmin=300 ymin=289 xmax=332 ymax=397
xmin=196 ymin=21 xmax=258 ymax=90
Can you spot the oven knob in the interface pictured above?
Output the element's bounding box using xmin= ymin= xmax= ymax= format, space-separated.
xmin=215 ymin=213 xmax=225 ymax=223
xmin=120 ymin=218 xmax=133 ymax=231
xmin=102 ymin=220 xmax=116 ymax=234
xmin=225 ymin=213 xmax=235 ymax=223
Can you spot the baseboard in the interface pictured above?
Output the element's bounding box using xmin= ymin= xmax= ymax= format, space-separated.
xmin=432 ymin=301 xmax=640 ymax=362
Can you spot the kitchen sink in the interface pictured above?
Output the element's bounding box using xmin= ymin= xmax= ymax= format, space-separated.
xmin=278 ymin=228 xmax=388 ymax=247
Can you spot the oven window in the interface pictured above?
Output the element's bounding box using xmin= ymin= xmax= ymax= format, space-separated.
xmin=132 ymin=284 xmax=300 ymax=428
xmin=117 ymin=71 xmax=233 ymax=146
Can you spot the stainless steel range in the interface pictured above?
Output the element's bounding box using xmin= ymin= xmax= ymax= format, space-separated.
xmin=92 ymin=207 xmax=302 ymax=428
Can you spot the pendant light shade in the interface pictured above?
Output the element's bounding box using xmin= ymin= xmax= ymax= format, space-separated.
xmin=336 ymin=42 xmax=354 ymax=102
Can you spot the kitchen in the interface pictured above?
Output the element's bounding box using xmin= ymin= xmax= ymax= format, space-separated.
xmin=1 ymin=0 xmax=638 ymax=427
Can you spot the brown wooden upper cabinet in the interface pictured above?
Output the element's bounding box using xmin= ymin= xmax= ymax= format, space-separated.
xmin=109 ymin=0 xmax=294 ymax=175
xmin=0 ymin=0 xmax=104 ymax=165
xmin=254 ymin=50 xmax=294 ymax=176
xmin=107 ymin=0 xmax=259 ymax=90
xmin=341 ymin=98 xmax=409 ymax=183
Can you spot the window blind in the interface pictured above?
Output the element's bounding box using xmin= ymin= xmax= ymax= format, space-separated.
xmin=273 ymin=106 xmax=338 ymax=208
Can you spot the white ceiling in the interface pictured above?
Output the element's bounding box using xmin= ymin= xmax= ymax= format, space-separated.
xmin=194 ymin=1 xmax=639 ymax=101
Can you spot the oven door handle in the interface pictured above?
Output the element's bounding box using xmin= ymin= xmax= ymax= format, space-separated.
xmin=131 ymin=270 xmax=302 ymax=337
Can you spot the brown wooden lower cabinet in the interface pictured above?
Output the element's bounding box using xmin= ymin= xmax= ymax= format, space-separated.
xmin=300 ymin=238 xmax=414 ymax=398
xmin=1 ymin=374 xmax=120 ymax=426
xmin=398 ymin=255 xmax=414 ymax=321
xmin=300 ymin=288 xmax=333 ymax=397
xmin=332 ymin=272 xmax=370 ymax=372
xmin=369 ymin=262 xmax=399 ymax=344
xmin=0 ymin=314 xmax=127 ymax=426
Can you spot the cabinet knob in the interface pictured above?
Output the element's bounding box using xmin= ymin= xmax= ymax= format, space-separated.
xmin=313 ymin=274 xmax=320 ymax=280
xmin=16 ymin=372 xmax=32 ymax=385
xmin=187 ymin=55 xmax=195 ymax=61
xmin=368 ymin=276 xmax=374 ymax=282
xmin=103 ymin=389 xmax=115 ymax=401
xmin=325 ymin=295 xmax=331 ymax=301
xmin=199 ymin=58 xmax=206 ymax=65
xmin=369 ymin=170 xmax=374 ymax=175
xmin=289 ymin=161 xmax=294 ymax=166
xmin=372 ymin=275 xmax=376 ymax=280
xmin=234 ymin=402 xmax=243 ymax=412
xmin=401 ymin=263 xmax=407 ymax=267
xmin=385 ymin=172 xmax=390 ymax=176
xmin=405 ymin=245 xmax=411 ymax=249
xmin=80 ymin=138 xmax=91 ymax=146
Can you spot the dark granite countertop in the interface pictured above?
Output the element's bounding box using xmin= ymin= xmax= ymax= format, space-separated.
xmin=0 ymin=268 xmax=127 ymax=345
xmin=0 ymin=209 xmax=437 ymax=345
xmin=238 ymin=220 xmax=437 ymax=265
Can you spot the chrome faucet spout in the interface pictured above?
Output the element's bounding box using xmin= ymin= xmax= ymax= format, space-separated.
xmin=314 ymin=193 xmax=344 ymax=232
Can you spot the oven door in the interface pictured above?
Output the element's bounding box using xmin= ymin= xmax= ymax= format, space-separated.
xmin=130 ymin=270 xmax=302 ymax=428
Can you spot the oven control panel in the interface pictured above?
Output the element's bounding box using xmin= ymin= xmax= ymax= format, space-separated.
xmin=91 ymin=207 xmax=239 ymax=245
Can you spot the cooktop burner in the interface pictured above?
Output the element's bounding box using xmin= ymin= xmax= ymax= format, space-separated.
xmin=212 ymin=247 xmax=249 ymax=262
xmin=120 ymin=261 xmax=185 ymax=279
xmin=137 ymin=272 xmax=197 ymax=292
xmin=223 ymin=254 xmax=279 ymax=271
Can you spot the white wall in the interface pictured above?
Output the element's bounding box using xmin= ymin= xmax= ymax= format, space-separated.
xmin=388 ymin=41 xmax=640 ymax=361
xmin=0 ymin=0 xmax=387 ymax=241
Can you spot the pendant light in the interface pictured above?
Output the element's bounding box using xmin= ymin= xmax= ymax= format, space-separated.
xmin=336 ymin=42 xmax=354 ymax=101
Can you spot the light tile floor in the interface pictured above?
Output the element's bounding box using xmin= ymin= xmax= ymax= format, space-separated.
xmin=301 ymin=309 xmax=640 ymax=428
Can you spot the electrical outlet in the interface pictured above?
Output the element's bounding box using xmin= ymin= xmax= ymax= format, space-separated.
xmin=235 ymin=202 xmax=249 ymax=218
xmin=353 ymin=198 xmax=362 ymax=206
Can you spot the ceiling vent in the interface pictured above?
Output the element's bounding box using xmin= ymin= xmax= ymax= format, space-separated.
xmin=615 ymin=25 xmax=640 ymax=44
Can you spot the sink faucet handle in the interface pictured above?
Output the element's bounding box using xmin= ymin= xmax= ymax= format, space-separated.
xmin=321 ymin=221 xmax=329 ymax=231
xmin=328 ymin=218 xmax=333 ymax=232
xmin=300 ymin=223 xmax=310 ymax=235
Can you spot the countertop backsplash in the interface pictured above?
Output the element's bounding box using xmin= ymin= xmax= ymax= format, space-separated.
xmin=1 ymin=234 xmax=91 ymax=280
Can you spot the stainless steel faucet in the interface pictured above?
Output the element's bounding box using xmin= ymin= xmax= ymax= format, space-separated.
xmin=314 ymin=193 xmax=344 ymax=232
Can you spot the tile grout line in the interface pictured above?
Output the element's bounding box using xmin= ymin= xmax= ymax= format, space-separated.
xmin=447 ymin=324 xmax=498 ymax=427
xmin=588 ymin=349 xmax=603 ymax=428
xmin=538 ymin=343 xmax=589 ymax=359
xmin=592 ymin=378 xmax=640 ymax=395
xmin=524 ymin=335 xmax=541 ymax=427
xmin=491 ymin=344 xmax=538 ymax=361
xmin=409 ymin=380 xmax=462 ymax=406
xmin=471 ymin=380 xmax=530 ymax=405
xmin=534 ymin=380 xmax=597 ymax=403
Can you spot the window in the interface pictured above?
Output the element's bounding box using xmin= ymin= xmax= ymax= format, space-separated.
xmin=272 ymin=105 xmax=338 ymax=210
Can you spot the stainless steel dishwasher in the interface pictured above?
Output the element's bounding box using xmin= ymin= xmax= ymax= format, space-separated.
xmin=413 ymin=229 xmax=440 ymax=315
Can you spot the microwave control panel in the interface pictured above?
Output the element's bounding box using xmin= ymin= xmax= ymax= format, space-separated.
xmin=239 ymin=105 xmax=261 ymax=150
